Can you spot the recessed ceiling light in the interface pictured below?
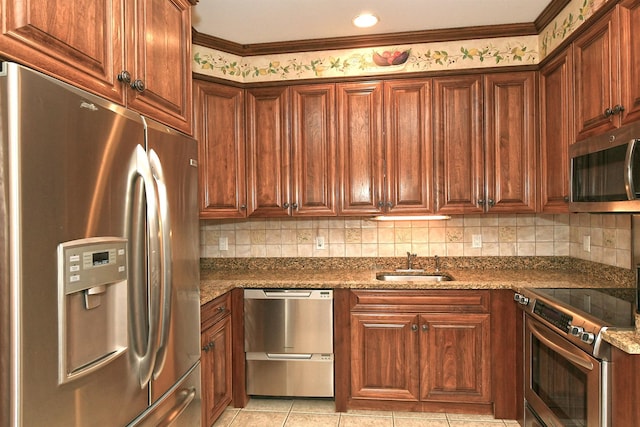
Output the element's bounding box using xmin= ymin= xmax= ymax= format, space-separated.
xmin=353 ymin=13 xmax=379 ymax=28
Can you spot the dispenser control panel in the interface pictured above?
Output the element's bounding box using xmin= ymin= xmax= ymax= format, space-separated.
xmin=59 ymin=237 xmax=127 ymax=294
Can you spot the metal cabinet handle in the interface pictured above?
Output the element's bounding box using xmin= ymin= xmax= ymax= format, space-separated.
xmin=240 ymin=204 xmax=247 ymax=210
xmin=422 ymin=324 xmax=428 ymax=332
xmin=411 ymin=324 xmax=418 ymax=331
xmin=477 ymin=199 xmax=485 ymax=207
xmin=377 ymin=201 xmax=385 ymax=208
xmin=283 ymin=202 xmax=290 ymax=209
xmin=202 ymin=342 xmax=215 ymax=352
xmin=604 ymin=107 xmax=614 ymax=118
xmin=488 ymin=198 xmax=495 ymax=207
xmin=386 ymin=202 xmax=393 ymax=208
xmin=217 ymin=305 xmax=226 ymax=313
xmin=292 ymin=202 xmax=298 ymax=209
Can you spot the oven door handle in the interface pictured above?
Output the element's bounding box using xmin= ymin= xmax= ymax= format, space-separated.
xmin=528 ymin=318 xmax=595 ymax=371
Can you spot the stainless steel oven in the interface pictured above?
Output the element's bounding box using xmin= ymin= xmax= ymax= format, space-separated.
xmin=515 ymin=287 xmax=636 ymax=427
xmin=524 ymin=315 xmax=605 ymax=427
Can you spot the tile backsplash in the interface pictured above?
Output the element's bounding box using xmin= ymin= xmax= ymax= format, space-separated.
xmin=200 ymin=213 xmax=632 ymax=269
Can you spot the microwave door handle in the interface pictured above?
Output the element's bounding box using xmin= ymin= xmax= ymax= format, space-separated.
xmin=527 ymin=318 xmax=594 ymax=371
xmin=625 ymin=139 xmax=638 ymax=200
xmin=149 ymin=149 xmax=172 ymax=379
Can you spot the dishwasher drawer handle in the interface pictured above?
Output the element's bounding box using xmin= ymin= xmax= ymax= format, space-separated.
xmin=263 ymin=291 xmax=312 ymax=298
xmin=266 ymin=353 xmax=313 ymax=360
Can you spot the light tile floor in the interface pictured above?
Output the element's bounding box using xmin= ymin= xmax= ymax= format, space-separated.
xmin=212 ymin=398 xmax=521 ymax=427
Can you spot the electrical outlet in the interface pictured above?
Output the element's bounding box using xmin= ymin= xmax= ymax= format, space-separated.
xmin=583 ymin=235 xmax=591 ymax=252
xmin=219 ymin=236 xmax=228 ymax=251
xmin=315 ymin=236 xmax=326 ymax=250
xmin=472 ymin=234 xmax=482 ymax=248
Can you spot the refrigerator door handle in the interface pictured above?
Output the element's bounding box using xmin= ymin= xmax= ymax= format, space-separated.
xmin=131 ymin=144 xmax=163 ymax=387
xmin=149 ymin=149 xmax=172 ymax=379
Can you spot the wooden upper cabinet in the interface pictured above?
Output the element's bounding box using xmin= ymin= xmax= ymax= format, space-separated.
xmin=0 ymin=0 xmax=193 ymax=134
xmin=246 ymin=87 xmax=291 ymax=217
xmin=540 ymin=48 xmax=573 ymax=213
xmin=433 ymin=75 xmax=484 ymax=214
xmin=0 ymin=0 xmax=124 ymax=101
xmin=123 ymin=0 xmax=193 ymax=134
xmin=384 ymin=79 xmax=434 ymax=214
xmin=620 ymin=0 xmax=640 ymax=125
xmin=336 ymin=82 xmax=384 ymax=215
xmin=573 ymin=7 xmax=620 ymax=141
xmin=483 ymin=72 xmax=537 ymax=213
xmin=193 ymin=81 xmax=246 ymax=219
xmin=290 ymin=84 xmax=337 ymax=216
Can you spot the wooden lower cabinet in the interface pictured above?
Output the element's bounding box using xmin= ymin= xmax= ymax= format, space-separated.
xmin=419 ymin=313 xmax=491 ymax=403
xmin=348 ymin=290 xmax=494 ymax=414
xmin=350 ymin=313 xmax=420 ymax=401
xmin=201 ymin=294 xmax=233 ymax=427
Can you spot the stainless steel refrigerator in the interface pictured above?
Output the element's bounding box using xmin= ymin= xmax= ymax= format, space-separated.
xmin=0 ymin=62 xmax=201 ymax=426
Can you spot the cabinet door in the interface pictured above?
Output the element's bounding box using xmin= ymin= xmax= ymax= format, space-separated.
xmin=291 ymin=84 xmax=337 ymax=216
xmin=540 ymin=48 xmax=573 ymax=213
xmin=201 ymin=316 xmax=232 ymax=427
xmin=573 ymin=7 xmax=620 ymax=141
xmin=124 ymin=0 xmax=192 ymax=134
xmin=420 ymin=313 xmax=491 ymax=403
xmin=351 ymin=313 xmax=420 ymax=401
xmin=484 ymin=72 xmax=537 ymax=213
xmin=336 ymin=82 xmax=384 ymax=215
xmin=384 ymin=79 xmax=434 ymax=214
xmin=434 ymin=76 xmax=484 ymax=214
xmin=0 ymin=0 xmax=124 ymax=103
xmin=246 ymin=87 xmax=291 ymax=217
xmin=193 ymin=81 xmax=246 ymax=219
xmin=620 ymin=0 xmax=640 ymax=125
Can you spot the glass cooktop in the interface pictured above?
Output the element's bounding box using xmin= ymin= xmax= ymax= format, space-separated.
xmin=534 ymin=287 xmax=637 ymax=328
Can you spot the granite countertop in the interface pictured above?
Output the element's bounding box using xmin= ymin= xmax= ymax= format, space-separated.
xmin=199 ymin=256 xmax=640 ymax=354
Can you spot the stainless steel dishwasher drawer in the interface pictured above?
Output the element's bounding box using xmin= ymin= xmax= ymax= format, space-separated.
xmin=245 ymin=353 xmax=334 ymax=397
xmin=244 ymin=289 xmax=333 ymax=354
xmin=244 ymin=289 xmax=334 ymax=397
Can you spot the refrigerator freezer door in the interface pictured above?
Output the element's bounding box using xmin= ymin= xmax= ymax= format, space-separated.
xmin=1 ymin=63 xmax=149 ymax=425
xmin=143 ymin=117 xmax=201 ymax=405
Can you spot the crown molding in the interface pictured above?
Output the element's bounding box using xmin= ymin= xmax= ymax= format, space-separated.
xmin=192 ymin=0 xmax=569 ymax=56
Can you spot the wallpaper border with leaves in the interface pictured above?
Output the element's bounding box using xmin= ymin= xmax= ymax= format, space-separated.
xmin=193 ymin=0 xmax=609 ymax=83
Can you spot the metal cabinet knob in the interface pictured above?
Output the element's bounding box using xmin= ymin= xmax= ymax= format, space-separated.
xmin=488 ymin=199 xmax=495 ymax=207
xmin=421 ymin=324 xmax=428 ymax=332
xmin=240 ymin=204 xmax=247 ymax=210
xmin=283 ymin=202 xmax=290 ymax=209
xmin=217 ymin=305 xmax=226 ymax=313
xmin=117 ymin=70 xmax=132 ymax=84
xmin=292 ymin=203 xmax=298 ymax=209
xmin=411 ymin=324 xmax=418 ymax=331
xmin=377 ymin=201 xmax=385 ymax=208
xmin=202 ymin=342 xmax=214 ymax=352
xmin=130 ymin=79 xmax=145 ymax=93
xmin=478 ymin=199 xmax=484 ymax=207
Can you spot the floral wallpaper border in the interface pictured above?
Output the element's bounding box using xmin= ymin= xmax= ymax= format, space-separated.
xmin=193 ymin=0 xmax=609 ymax=83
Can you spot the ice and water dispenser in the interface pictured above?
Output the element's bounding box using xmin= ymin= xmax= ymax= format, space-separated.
xmin=57 ymin=237 xmax=128 ymax=384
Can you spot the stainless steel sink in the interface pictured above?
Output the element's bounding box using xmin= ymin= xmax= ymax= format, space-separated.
xmin=375 ymin=272 xmax=453 ymax=282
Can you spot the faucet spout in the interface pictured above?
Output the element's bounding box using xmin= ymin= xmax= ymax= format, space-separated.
xmin=434 ymin=255 xmax=440 ymax=272
xmin=406 ymin=252 xmax=417 ymax=270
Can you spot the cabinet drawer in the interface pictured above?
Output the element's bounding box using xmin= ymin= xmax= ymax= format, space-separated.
xmin=350 ymin=290 xmax=490 ymax=313
xmin=201 ymin=293 xmax=231 ymax=331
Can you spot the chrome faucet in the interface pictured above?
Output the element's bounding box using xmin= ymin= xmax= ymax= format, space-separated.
xmin=406 ymin=252 xmax=417 ymax=270
xmin=434 ymin=255 xmax=440 ymax=272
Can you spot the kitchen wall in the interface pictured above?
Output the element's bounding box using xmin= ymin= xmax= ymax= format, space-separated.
xmin=200 ymin=213 xmax=632 ymax=269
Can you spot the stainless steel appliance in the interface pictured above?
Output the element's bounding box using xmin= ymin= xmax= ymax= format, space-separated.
xmin=569 ymin=120 xmax=640 ymax=212
xmin=0 ymin=62 xmax=201 ymax=426
xmin=244 ymin=289 xmax=334 ymax=397
xmin=514 ymin=287 xmax=636 ymax=427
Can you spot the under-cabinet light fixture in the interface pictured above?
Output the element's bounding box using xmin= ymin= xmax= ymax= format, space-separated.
xmin=353 ymin=13 xmax=379 ymax=28
xmin=371 ymin=215 xmax=451 ymax=221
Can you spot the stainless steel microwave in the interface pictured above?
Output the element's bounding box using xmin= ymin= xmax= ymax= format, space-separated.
xmin=570 ymin=121 xmax=640 ymax=212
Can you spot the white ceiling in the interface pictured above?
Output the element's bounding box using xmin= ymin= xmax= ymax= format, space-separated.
xmin=192 ymin=0 xmax=554 ymax=45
